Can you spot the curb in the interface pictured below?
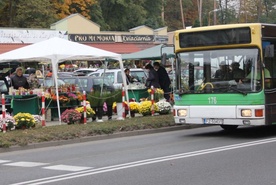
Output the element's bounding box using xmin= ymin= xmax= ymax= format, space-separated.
xmin=0 ymin=125 xmax=199 ymax=153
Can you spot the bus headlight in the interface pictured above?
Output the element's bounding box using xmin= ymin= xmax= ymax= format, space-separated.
xmin=177 ymin=109 xmax=187 ymax=117
xmin=241 ymin=109 xmax=252 ymax=117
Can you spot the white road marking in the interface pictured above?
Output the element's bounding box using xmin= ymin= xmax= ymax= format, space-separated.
xmin=43 ymin=165 xmax=92 ymax=172
xmin=0 ymin=160 xmax=11 ymax=163
xmin=4 ymin=161 xmax=48 ymax=167
xmin=11 ymin=137 xmax=276 ymax=185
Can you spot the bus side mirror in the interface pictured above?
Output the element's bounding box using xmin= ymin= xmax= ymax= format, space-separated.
xmin=161 ymin=53 xmax=167 ymax=65
xmin=265 ymin=45 xmax=274 ymax=58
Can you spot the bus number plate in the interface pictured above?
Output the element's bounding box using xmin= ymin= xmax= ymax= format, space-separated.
xmin=204 ymin=118 xmax=223 ymax=124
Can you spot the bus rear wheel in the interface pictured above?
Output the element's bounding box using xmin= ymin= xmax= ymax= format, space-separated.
xmin=220 ymin=125 xmax=238 ymax=131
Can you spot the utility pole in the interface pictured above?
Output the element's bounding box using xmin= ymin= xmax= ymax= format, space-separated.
xmin=213 ymin=0 xmax=217 ymax=25
xmin=161 ymin=0 xmax=165 ymax=23
xmin=179 ymin=0 xmax=186 ymax=29
xmin=197 ymin=0 xmax=202 ymax=26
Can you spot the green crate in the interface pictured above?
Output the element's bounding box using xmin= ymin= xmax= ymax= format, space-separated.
xmin=128 ymin=89 xmax=148 ymax=102
xmin=11 ymin=95 xmax=39 ymax=115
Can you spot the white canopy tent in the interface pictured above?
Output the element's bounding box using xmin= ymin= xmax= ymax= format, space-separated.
xmin=0 ymin=37 xmax=128 ymax=123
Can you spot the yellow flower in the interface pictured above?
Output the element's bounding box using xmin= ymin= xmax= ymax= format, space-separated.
xmin=112 ymin=102 xmax=116 ymax=110
xmin=129 ymin=102 xmax=139 ymax=112
xmin=138 ymin=101 xmax=158 ymax=116
xmin=75 ymin=107 xmax=95 ymax=116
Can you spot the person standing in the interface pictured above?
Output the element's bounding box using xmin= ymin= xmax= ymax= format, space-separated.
xmin=153 ymin=62 xmax=171 ymax=101
xmin=10 ymin=67 xmax=29 ymax=89
xmin=145 ymin=63 xmax=160 ymax=88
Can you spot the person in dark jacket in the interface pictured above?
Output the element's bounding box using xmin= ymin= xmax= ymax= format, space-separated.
xmin=124 ymin=68 xmax=134 ymax=85
xmin=153 ymin=62 xmax=171 ymax=101
xmin=10 ymin=67 xmax=29 ymax=89
xmin=145 ymin=63 xmax=160 ymax=88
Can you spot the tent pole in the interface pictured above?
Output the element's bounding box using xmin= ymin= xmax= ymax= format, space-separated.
xmin=119 ymin=58 xmax=129 ymax=115
xmin=52 ymin=57 xmax=62 ymax=124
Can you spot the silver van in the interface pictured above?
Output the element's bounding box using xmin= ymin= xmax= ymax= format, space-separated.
xmin=87 ymin=68 xmax=147 ymax=88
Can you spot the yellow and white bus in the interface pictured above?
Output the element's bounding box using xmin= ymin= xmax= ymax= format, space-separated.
xmin=173 ymin=23 xmax=276 ymax=130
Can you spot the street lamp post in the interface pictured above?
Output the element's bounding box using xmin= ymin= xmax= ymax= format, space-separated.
xmin=208 ymin=9 xmax=219 ymax=26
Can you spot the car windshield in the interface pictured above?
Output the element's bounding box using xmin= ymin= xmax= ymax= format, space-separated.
xmin=175 ymin=48 xmax=261 ymax=94
xmin=130 ymin=70 xmax=147 ymax=83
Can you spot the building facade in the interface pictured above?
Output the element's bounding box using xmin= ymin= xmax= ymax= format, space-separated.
xmin=0 ymin=13 xmax=169 ymax=54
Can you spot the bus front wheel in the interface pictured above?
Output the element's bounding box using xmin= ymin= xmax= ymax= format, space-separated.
xmin=220 ymin=125 xmax=238 ymax=131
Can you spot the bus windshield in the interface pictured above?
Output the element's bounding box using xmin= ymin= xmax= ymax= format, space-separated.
xmin=175 ymin=48 xmax=262 ymax=94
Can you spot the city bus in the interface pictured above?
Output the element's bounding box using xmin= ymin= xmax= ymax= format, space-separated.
xmin=173 ymin=23 xmax=276 ymax=130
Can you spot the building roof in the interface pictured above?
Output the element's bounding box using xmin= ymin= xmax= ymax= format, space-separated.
xmin=50 ymin=13 xmax=100 ymax=27
xmin=0 ymin=43 xmax=30 ymax=54
xmin=129 ymin=25 xmax=153 ymax=31
xmin=154 ymin=27 xmax=167 ymax=32
xmin=0 ymin=43 xmax=156 ymax=55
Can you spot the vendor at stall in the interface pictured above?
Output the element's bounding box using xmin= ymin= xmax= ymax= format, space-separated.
xmin=125 ymin=68 xmax=136 ymax=84
xmin=10 ymin=67 xmax=30 ymax=89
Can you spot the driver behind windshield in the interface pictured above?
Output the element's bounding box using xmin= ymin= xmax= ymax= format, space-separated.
xmin=231 ymin=62 xmax=245 ymax=82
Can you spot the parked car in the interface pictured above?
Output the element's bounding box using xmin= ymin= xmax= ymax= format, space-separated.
xmin=87 ymin=68 xmax=148 ymax=88
xmin=57 ymin=72 xmax=74 ymax=77
xmin=38 ymin=78 xmax=66 ymax=87
xmin=59 ymin=76 xmax=115 ymax=93
xmin=73 ymin=68 xmax=98 ymax=76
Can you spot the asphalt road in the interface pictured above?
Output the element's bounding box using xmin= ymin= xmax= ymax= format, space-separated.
xmin=1 ymin=125 xmax=276 ymax=185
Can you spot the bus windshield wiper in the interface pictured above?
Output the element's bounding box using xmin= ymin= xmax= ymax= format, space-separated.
xmin=229 ymin=86 xmax=247 ymax=95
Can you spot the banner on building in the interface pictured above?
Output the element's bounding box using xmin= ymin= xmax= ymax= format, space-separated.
xmin=0 ymin=29 xmax=68 ymax=43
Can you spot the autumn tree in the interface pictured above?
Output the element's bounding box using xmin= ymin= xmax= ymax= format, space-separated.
xmin=51 ymin=0 xmax=96 ymax=19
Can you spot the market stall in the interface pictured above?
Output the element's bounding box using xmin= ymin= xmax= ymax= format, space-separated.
xmin=0 ymin=37 xmax=127 ymax=123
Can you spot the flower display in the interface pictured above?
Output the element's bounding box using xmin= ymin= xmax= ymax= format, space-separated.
xmin=0 ymin=114 xmax=16 ymax=131
xmin=156 ymin=101 xmax=172 ymax=114
xmin=68 ymin=92 xmax=77 ymax=100
xmin=61 ymin=109 xmax=82 ymax=124
xmin=147 ymin=88 xmax=164 ymax=101
xmin=138 ymin=100 xmax=159 ymax=116
xmin=59 ymin=64 xmax=65 ymax=69
xmin=13 ymin=112 xmax=36 ymax=129
xmin=129 ymin=102 xmax=139 ymax=113
xmin=76 ymin=92 xmax=83 ymax=101
xmin=59 ymin=95 xmax=70 ymax=104
xmin=75 ymin=106 xmax=95 ymax=117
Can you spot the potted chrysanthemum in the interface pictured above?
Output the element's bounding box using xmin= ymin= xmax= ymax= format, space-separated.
xmin=75 ymin=106 xmax=96 ymax=123
xmin=156 ymin=100 xmax=172 ymax=115
xmin=0 ymin=114 xmax=16 ymax=131
xmin=61 ymin=109 xmax=82 ymax=124
xmin=138 ymin=100 xmax=159 ymax=116
xmin=147 ymin=88 xmax=164 ymax=102
xmin=129 ymin=102 xmax=139 ymax=117
xmin=13 ymin=112 xmax=36 ymax=129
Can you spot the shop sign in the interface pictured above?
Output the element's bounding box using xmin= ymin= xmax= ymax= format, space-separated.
xmin=155 ymin=35 xmax=168 ymax=43
xmin=0 ymin=29 xmax=67 ymax=43
xmin=121 ymin=35 xmax=154 ymax=42
xmin=69 ymin=34 xmax=115 ymax=42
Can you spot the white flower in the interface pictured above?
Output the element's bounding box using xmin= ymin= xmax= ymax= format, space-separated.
xmin=156 ymin=101 xmax=171 ymax=113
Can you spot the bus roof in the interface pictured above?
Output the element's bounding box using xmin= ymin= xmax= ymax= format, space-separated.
xmin=174 ymin=23 xmax=276 ymax=34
